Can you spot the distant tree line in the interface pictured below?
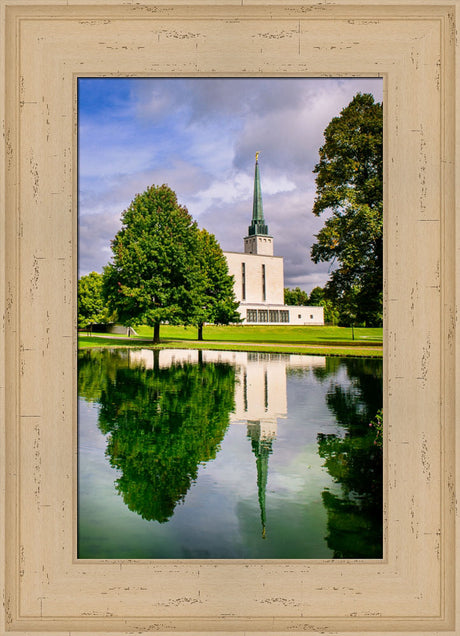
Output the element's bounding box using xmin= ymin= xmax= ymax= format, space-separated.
xmin=284 ymin=286 xmax=339 ymax=325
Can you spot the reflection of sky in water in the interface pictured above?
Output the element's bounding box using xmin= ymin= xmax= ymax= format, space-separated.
xmin=78 ymin=353 xmax=369 ymax=559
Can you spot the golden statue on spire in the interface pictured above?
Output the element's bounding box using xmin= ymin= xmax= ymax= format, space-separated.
xmin=255 ymin=151 xmax=260 ymax=162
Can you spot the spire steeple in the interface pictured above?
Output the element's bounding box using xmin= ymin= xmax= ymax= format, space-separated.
xmin=248 ymin=152 xmax=269 ymax=236
xmin=244 ymin=152 xmax=273 ymax=256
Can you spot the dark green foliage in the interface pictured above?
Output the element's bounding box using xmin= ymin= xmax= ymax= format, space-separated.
xmin=316 ymin=357 xmax=383 ymax=557
xmin=369 ymin=408 xmax=383 ymax=448
xmin=311 ymin=93 xmax=383 ymax=327
xmin=194 ymin=229 xmax=240 ymax=340
xmin=78 ymin=348 xmax=128 ymax=402
xmin=307 ymin=286 xmax=323 ymax=306
xmin=283 ymin=287 xmax=310 ymax=306
xmin=103 ymin=184 xmax=239 ymax=343
xmin=78 ymin=271 xmax=110 ymax=330
xmin=90 ymin=353 xmax=236 ymax=523
xmin=319 ymin=489 xmax=382 ymax=559
xmin=103 ymin=185 xmax=205 ymax=343
xmin=308 ymin=286 xmax=340 ymax=325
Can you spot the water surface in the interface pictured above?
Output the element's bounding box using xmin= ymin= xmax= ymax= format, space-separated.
xmin=78 ymin=349 xmax=382 ymax=559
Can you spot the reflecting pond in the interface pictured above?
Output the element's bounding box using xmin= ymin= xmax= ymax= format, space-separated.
xmin=78 ymin=349 xmax=382 ymax=559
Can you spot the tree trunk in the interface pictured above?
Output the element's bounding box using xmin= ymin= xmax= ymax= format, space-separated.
xmin=197 ymin=323 xmax=203 ymax=341
xmin=153 ymin=323 xmax=160 ymax=344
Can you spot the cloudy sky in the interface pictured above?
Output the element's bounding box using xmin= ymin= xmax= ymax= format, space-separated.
xmin=78 ymin=77 xmax=383 ymax=293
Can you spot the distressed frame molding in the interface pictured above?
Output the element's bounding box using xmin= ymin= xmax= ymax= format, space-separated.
xmin=0 ymin=1 xmax=457 ymax=634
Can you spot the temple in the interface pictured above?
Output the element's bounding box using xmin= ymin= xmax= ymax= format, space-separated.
xmin=223 ymin=154 xmax=324 ymax=325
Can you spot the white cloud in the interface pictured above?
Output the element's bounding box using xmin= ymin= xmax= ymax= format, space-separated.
xmin=79 ymin=76 xmax=383 ymax=291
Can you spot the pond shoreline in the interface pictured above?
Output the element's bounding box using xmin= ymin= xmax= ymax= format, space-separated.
xmin=78 ymin=334 xmax=383 ymax=358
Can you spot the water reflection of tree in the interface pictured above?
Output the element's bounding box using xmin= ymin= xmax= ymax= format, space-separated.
xmin=316 ymin=357 xmax=383 ymax=558
xmin=78 ymin=348 xmax=131 ymax=403
xmin=79 ymin=350 xmax=235 ymax=523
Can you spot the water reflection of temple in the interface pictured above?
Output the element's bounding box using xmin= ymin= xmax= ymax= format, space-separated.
xmin=128 ymin=349 xmax=325 ymax=429
xmin=128 ymin=349 xmax=326 ymax=537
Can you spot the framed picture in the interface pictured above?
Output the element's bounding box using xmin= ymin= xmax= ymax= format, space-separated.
xmin=0 ymin=1 xmax=457 ymax=634
xmin=76 ymin=75 xmax=385 ymax=563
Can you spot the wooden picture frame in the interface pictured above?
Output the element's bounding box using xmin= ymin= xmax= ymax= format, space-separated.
xmin=0 ymin=1 xmax=457 ymax=634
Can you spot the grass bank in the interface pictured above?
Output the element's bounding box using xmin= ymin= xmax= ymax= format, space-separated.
xmin=78 ymin=325 xmax=383 ymax=358
xmin=134 ymin=324 xmax=383 ymax=345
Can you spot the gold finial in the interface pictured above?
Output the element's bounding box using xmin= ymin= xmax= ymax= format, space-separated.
xmin=255 ymin=151 xmax=260 ymax=162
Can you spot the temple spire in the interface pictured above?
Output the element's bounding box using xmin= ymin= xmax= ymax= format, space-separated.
xmin=248 ymin=152 xmax=268 ymax=236
xmin=247 ymin=421 xmax=274 ymax=539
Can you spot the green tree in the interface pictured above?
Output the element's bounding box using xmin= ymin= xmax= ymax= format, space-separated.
xmin=78 ymin=271 xmax=110 ymax=332
xmin=283 ymin=287 xmax=310 ymax=306
xmin=194 ymin=229 xmax=240 ymax=341
xmin=307 ymin=286 xmax=340 ymax=325
xmin=320 ymin=298 xmax=340 ymax=326
xmin=103 ymin=184 xmax=205 ymax=344
xmin=311 ymin=93 xmax=383 ymax=326
xmin=307 ymin=286 xmax=323 ymax=306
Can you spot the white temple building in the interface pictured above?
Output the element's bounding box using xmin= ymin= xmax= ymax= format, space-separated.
xmin=223 ymin=154 xmax=324 ymax=326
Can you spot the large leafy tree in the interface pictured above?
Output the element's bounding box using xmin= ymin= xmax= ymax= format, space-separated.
xmin=103 ymin=184 xmax=205 ymax=344
xmin=311 ymin=93 xmax=383 ymax=326
xmin=194 ymin=229 xmax=240 ymax=341
xmin=78 ymin=271 xmax=110 ymax=331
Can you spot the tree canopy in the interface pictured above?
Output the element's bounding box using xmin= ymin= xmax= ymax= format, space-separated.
xmin=307 ymin=286 xmax=323 ymax=306
xmin=311 ymin=93 xmax=383 ymax=326
xmin=194 ymin=228 xmax=240 ymax=340
xmin=308 ymin=286 xmax=340 ymax=325
xmin=78 ymin=271 xmax=110 ymax=330
xmin=103 ymin=184 xmax=239 ymax=343
xmin=283 ymin=287 xmax=310 ymax=306
xmin=103 ymin=184 xmax=203 ymax=343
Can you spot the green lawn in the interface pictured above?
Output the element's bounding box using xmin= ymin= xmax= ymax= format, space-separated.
xmin=78 ymin=325 xmax=383 ymax=358
xmin=133 ymin=324 xmax=383 ymax=345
